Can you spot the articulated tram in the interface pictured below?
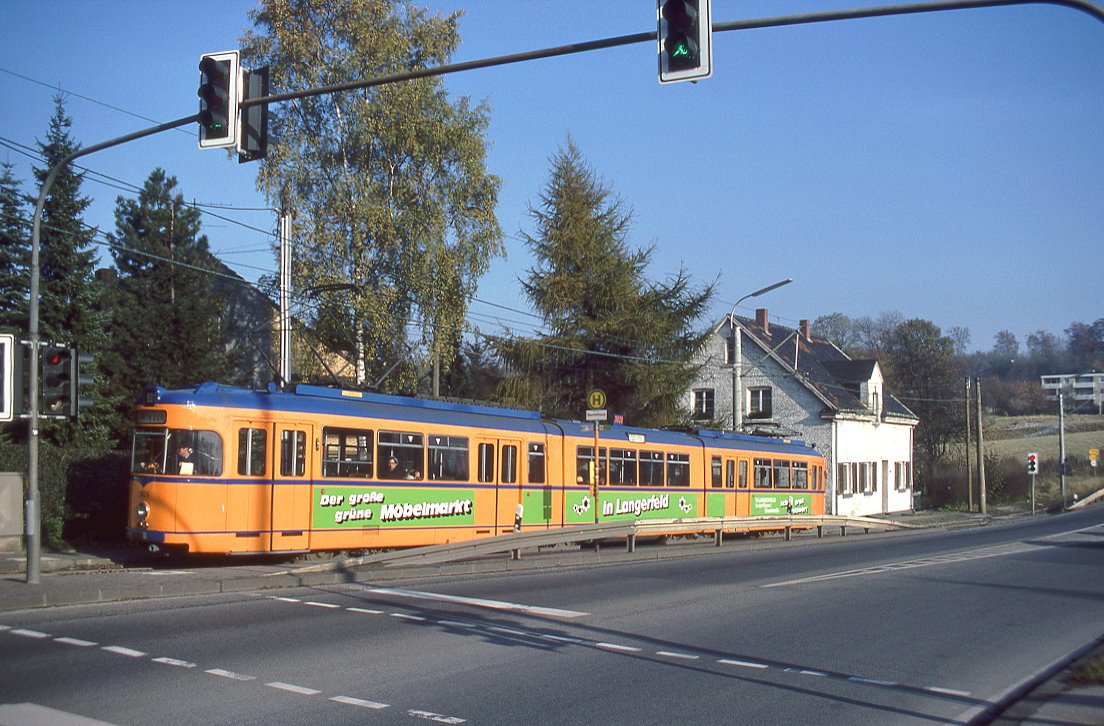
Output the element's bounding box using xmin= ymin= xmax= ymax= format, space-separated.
xmin=127 ymin=382 xmax=826 ymax=555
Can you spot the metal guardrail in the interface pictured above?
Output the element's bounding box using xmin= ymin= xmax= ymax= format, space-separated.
xmin=286 ymin=515 xmax=918 ymax=574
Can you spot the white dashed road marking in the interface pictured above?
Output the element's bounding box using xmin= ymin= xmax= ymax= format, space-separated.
xmin=266 ymin=681 xmax=322 ymax=695
xmin=409 ymin=708 xmax=467 ymax=724
xmin=102 ymin=645 xmax=145 ymax=658
xmin=719 ymin=659 xmax=769 ymax=669
xmin=330 ymin=695 xmax=389 ymax=709
xmin=152 ymin=657 xmax=197 ymax=668
xmin=205 ymin=668 xmax=256 ymax=681
xmin=365 ymin=586 xmax=589 ymax=619
xmin=11 ymin=628 xmax=50 ymax=639
xmin=55 ymin=637 xmax=97 ymax=647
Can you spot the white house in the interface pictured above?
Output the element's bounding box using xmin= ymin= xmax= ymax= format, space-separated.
xmin=688 ymin=308 xmax=918 ymax=516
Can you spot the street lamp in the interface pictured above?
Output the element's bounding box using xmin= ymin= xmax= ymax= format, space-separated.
xmin=728 ymin=278 xmax=792 ymax=431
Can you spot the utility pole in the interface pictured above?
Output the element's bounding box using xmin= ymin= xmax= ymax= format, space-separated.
xmin=1059 ymin=389 xmax=1068 ymax=508
xmin=278 ymin=209 xmax=292 ymax=387
xmin=964 ymin=376 xmax=973 ymax=511
xmin=975 ymin=375 xmax=987 ymax=515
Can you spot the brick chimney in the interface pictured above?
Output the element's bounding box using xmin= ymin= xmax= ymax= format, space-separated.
xmin=800 ymin=319 xmax=811 ymax=341
xmin=755 ymin=308 xmax=769 ymax=334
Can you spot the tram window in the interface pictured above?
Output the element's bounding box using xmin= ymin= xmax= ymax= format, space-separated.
xmin=379 ymin=430 xmax=424 ymax=480
xmin=280 ymin=430 xmax=306 ymax=477
xmin=165 ymin=429 xmax=222 ymax=476
xmin=610 ymin=448 xmax=637 ymax=485
xmin=666 ymin=453 xmax=690 ymax=487
xmin=428 ymin=435 xmax=469 ymax=481
xmin=238 ymin=428 xmax=267 ymax=476
xmin=754 ymin=458 xmax=772 ymax=488
xmin=639 ymin=451 xmax=664 ymax=487
xmin=132 ymin=429 xmax=167 ymax=474
xmin=478 ymin=443 xmax=495 ymax=483
xmin=739 ymin=460 xmax=748 ymax=488
xmin=576 ymin=446 xmax=607 ymax=486
xmin=323 ymin=427 xmax=373 ymax=478
xmin=710 ymin=456 xmax=722 ymax=488
xmin=502 ymin=445 xmax=518 ymax=484
xmin=774 ymin=460 xmax=792 ymax=489
xmin=528 ymin=443 xmax=546 ymax=484
xmin=792 ymin=461 xmax=809 ymax=489
xmin=726 ymin=460 xmax=736 ymax=489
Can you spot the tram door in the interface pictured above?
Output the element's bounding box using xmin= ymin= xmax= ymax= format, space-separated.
xmin=271 ymin=422 xmax=313 ymax=552
xmin=476 ymin=437 xmax=524 ymax=536
xmin=707 ymin=455 xmax=740 ymax=517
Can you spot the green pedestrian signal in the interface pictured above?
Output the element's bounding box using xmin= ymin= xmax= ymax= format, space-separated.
xmin=658 ymin=0 xmax=712 ymax=84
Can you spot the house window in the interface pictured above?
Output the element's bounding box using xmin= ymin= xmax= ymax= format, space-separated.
xmin=895 ymin=461 xmax=911 ymax=491
xmin=747 ymin=387 xmax=772 ymax=419
xmin=725 ymin=332 xmax=736 ymax=365
xmin=692 ymin=388 xmax=715 ymax=420
xmin=837 ymin=462 xmax=853 ymax=496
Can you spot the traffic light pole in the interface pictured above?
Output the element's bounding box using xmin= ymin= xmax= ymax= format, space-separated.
xmin=24 ymin=114 xmax=197 ymax=584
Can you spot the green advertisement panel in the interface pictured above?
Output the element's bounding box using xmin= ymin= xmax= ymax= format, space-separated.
xmin=750 ymin=492 xmax=813 ymax=516
xmin=565 ymin=490 xmax=597 ymax=525
xmin=706 ymin=493 xmax=727 ymax=517
xmin=574 ymin=485 xmax=693 ymax=520
xmin=520 ymin=487 xmax=554 ymax=526
xmin=313 ymin=486 xmax=475 ymax=529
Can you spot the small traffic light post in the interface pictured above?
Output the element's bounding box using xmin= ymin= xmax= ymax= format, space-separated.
xmin=1027 ymin=452 xmax=1038 ymax=514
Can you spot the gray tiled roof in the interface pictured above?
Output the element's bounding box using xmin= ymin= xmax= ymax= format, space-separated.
xmin=733 ymin=316 xmax=917 ymax=421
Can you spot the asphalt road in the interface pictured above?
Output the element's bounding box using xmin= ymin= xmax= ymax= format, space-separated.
xmin=2 ymin=508 xmax=1102 ymax=725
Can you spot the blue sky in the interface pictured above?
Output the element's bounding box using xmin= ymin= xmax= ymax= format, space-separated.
xmin=1 ymin=1 xmax=1101 ymax=353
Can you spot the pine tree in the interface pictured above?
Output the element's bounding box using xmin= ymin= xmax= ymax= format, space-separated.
xmin=34 ymin=95 xmax=101 ymax=346
xmin=499 ymin=140 xmax=714 ymax=427
xmin=0 ymin=161 xmax=30 ymax=333
xmin=101 ymin=168 xmax=232 ymax=444
xmin=32 ymin=95 xmax=109 ymax=447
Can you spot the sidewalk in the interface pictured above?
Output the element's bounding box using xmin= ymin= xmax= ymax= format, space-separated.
xmin=1 ymin=508 xmax=1100 ymax=726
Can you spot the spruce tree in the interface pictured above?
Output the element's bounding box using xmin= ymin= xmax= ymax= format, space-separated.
xmin=499 ymin=140 xmax=714 ymax=427
xmin=32 ymin=95 xmax=109 ymax=447
xmin=0 ymin=161 xmax=30 ymax=333
xmin=102 ymin=169 xmax=232 ymax=443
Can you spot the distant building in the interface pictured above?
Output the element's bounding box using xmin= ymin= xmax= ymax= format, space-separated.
xmin=687 ymin=308 xmax=918 ymax=516
xmin=1040 ymin=372 xmax=1104 ymax=414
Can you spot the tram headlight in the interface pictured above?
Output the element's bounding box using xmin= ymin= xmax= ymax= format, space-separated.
xmin=136 ymin=502 xmax=150 ymax=529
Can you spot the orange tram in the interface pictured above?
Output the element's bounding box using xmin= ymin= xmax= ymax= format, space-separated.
xmin=127 ymin=382 xmax=826 ymax=555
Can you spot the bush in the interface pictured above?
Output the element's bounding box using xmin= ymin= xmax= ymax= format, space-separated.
xmin=0 ymin=442 xmax=129 ymax=548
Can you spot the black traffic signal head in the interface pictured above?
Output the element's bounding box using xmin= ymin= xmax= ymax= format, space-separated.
xmin=74 ymin=350 xmax=94 ymax=415
xmin=41 ymin=345 xmax=72 ymax=415
xmin=658 ymin=0 xmax=713 ymax=84
xmin=198 ymin=51 xmax=240 ymax=149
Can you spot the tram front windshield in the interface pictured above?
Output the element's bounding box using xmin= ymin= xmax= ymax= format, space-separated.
xmin=132 ymin=429 xmax=223 ymax=476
